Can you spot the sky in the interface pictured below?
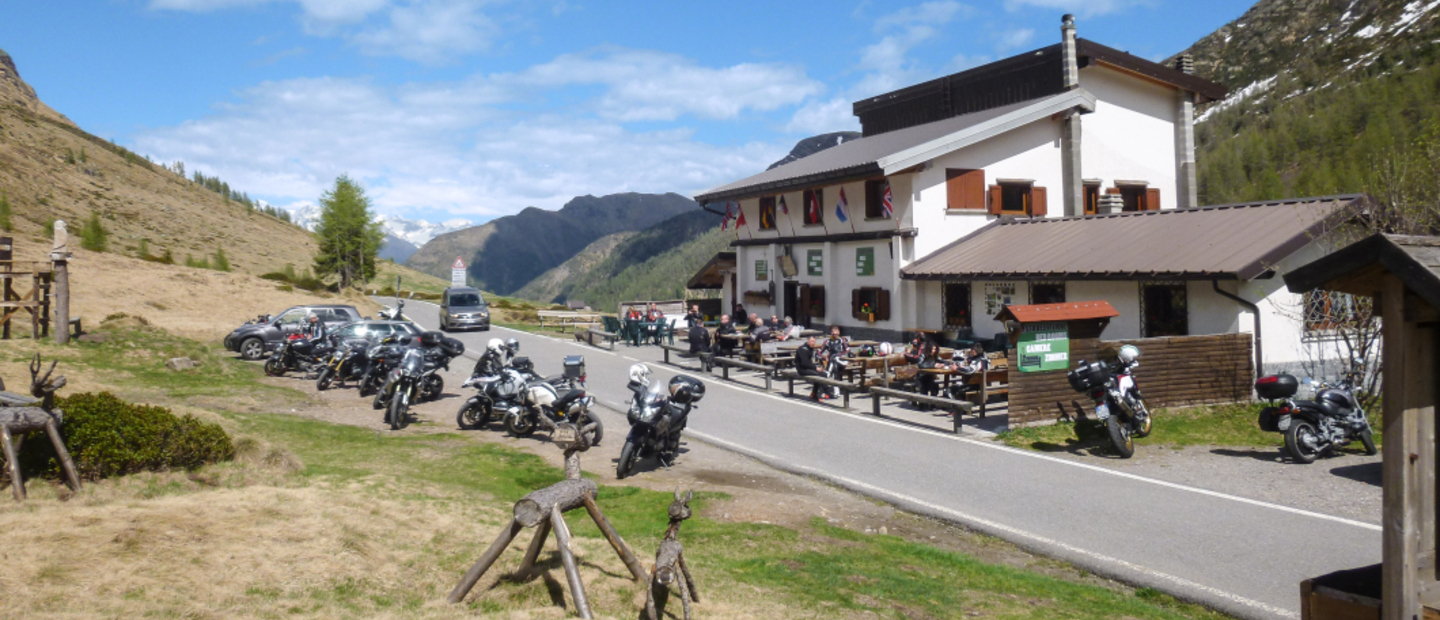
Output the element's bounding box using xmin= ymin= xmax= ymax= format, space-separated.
xmin=1 ymin=0 xmax=1256 ymax=225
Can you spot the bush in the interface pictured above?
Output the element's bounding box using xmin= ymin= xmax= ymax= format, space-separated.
xmin=0 ymin=191 xmax=11 ymax=232
xmin=17 ymin=392 xmax=234 ymax=481
xmin=212 ymin=245 xmax=231 ymax=272
xmin=260 ymin=272 xmax=291 ymax=282
xmin=80 ymin=212 xmax=108 ymax=252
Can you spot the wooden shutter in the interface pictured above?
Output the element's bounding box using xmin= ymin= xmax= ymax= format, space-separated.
xmin=947 ymin=170 xmax=963 ymax=210
xmin=1145 ymin=188 xmax=1161 ymax=211
xmin=851 ymin=288 xmax=861 ymax=319
xmin=1106 ymin=187 xmax=1121 ymax=195
xmin=1030 ymin=186 xmax=1047 ymax=217
xmin=877 ymin=289 xmax=891 ymax=321
xmin=811 ymin=285 xmax=825 ymax=316
xmin=947 ymin=169 xmax=985 ymax=210
xmin=987 ymin=185 xmax=1002 ymax=215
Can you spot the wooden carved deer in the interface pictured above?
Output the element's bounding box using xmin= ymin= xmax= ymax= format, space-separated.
xmin=646 ymin=487 xmax=699 ymax=620
xmin=0 ymin=354 xmax=81 ymax=501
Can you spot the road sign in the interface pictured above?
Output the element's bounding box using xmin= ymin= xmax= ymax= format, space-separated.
xmin=451 ymin=257 xmax=466 ymax=287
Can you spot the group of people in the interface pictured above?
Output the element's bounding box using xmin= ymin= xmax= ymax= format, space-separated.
xmin=624 ymin=302 xmax=670 ymax=345
xmin=792 ymin=325 xmax=851 ymax=401
xmin=904 ymin=334 xmax=991 ymax=409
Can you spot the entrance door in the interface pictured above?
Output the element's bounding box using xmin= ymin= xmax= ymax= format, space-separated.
xmin=783 ymin=281 xmax=799 ymax=325
xmin=798 ymin=284 xmax=811 ymax=329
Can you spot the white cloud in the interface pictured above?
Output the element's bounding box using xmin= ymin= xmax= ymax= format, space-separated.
xmin=849 ymin=2 xmax=973 ymax=98
xmin=874 ymin=1 xmax=971 ymax=29
xmin=784 ymin=98 xmax=860 ymax=135
xmin=1003 ymin=0 xmax=1154 ymax=18
xmin=996 ymin=27 xmax=1036 ymax=51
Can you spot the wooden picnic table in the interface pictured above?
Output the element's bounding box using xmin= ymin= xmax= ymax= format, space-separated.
xmin=838 ymin=354 xmax=908 ymax=386
xmin=538 ymin=310 xmax=602 ymax=333
xmin=917 ymin=366 xmax=1010 ymax=416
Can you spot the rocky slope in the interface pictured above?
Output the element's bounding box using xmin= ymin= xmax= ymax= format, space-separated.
xmin=768 ymin=131 xmax=861 ymax=170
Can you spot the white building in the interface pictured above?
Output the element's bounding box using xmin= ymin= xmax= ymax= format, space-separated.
xmin=693 ymin=15 xmax=1355 ymax=373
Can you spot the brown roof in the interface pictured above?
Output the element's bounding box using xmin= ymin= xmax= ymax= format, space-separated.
xmin=1284 ymin=234 xmax=1440 ymax=310
xmin=687 ymin=252 xmax=736 ymax=289
xmin=902 ymin=195 xmax=1368 ymax=282
xmin=995 ymin=301 xmax=1119 ymax=324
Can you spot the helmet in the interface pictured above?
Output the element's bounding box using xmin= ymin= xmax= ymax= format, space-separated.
xmin=487 ymin=338 xmax=505 ymax=354
xmin=505 ymin=338 xmax=520 ymax=352
xmin=1118 ymin=344 xmax=1141 ymax=364
xmin=628 ymin=363 xmax=652 ymax=385
xmin=307 ymin=312 xmax=318 ymax=321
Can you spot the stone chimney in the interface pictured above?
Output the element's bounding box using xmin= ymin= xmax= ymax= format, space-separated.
xmin=1173 ymin=51 xmax=1198 ymax=209
xmin=1097 ymin=193 xmax=1125 ymax=215
xmin=1173 ymin=53 xmax=1194 ymax=75
xmin=1060 ymin=14 xmax=1083 ymax=216
xmin=1061 ymin=14 xmax=1079 ymax=89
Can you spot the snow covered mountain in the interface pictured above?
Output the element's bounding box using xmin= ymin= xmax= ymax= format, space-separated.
xmin=282 ymin=204 xmax=474 ymax=246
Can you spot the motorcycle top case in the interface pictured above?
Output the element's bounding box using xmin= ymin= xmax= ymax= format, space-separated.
xmin=1254 ymin=374 xmax=1298 ymax=399
xmin=668 ymin=375 xmax=706 ymax=404
xmin=1066 ymin=360 xmax=1110 ymax=393
xmin=563 ymin=355 xmax=585 ymax=380
xmin=438 ymin=336 xmax=465 ymax=357
xmin=418 ymin=331 xmax=445 ymax=348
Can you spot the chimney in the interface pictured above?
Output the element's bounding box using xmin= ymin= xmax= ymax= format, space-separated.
xmin=1173 ymin=51 xmax=1198 ymax=208
xmin=1173 ymin=53 xmax=1194 ymax=75
xmin=1061 ymin=14 xmax=1079 ymax=89
xmin=1097 ymin=193 xmax=1125 ymax=215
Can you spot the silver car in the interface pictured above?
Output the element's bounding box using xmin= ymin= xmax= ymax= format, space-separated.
xmin=440 ymin=287 xmax=490 ymax=331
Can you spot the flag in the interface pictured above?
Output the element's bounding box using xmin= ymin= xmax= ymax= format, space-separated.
xmin=834 ymin=188 xmax=849 ymax=223
xmin=778 ymin=195 xmax=789 ymax=215
xmin=720 ymin=203 xmax=732 ymax=230
xmin=735 ymin=201 xmax=748 ymax=228
xmin=881 ymin=182 xmax=894 ymax=218
xmin=808 ymin=191 xmax=821 ymax=223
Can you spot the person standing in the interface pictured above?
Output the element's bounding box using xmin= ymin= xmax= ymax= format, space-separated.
xmin=684 ymin=304 xmax=703 ymax=327
xmin=795 ymin=335 xmax=823 ymax=401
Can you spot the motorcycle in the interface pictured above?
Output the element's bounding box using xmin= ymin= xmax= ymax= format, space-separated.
xmin=498 ymin=356 xmax=597 ymax=440
xmin=1256 ymin=367 xmax=1376 ymax=464
xmin=371 ymin=332 xmax=463 ymax=412
xmin=380 ymin=346 xmax=426 ymax=430
xmin=264 ymin=333 xmax=331 ymax=378
xmin=359 ymin=336 xmax=407 ymax=397
xmin=617 ymin=365 xmax=705 ymax=479
xmin=1067 ymin=344 xmax=1151 ymax=458
xmin=315 ymin=340 xmax=370 ymax=390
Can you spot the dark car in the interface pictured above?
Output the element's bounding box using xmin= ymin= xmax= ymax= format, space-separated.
xmin=328 ymin=319 xmax=423 ymax=346
xmin=440 ymin=286 xmax=490 ymax=332
xmin=224 ymin=304 xmax=362 ymax=360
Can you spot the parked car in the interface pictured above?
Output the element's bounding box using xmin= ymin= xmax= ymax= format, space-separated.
xmin=328 ymin=319 xmax=423 ymax=345
xmin=440 ymin=286 xmax=490 ymax=332
xmin=223 ymin=305 xmax=361 ymax=360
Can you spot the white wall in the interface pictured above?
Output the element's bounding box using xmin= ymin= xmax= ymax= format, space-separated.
xmin=1078 ymin=67 xmax=1181 ymax=210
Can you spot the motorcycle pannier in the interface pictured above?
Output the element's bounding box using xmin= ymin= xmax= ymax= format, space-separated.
xmin=1254 ymin=374 xmax=1298 ymax=400
xmin=668 ymin=375 xmax=706 ymax=404
xmin=1066 ymin=360 xmax=1109 ymax=393
xmin=511 ymin=357 xmax=535 ymax=373
xmin=563 ymin=355 xmax=585 ymax=380
xmin=439 ymin=336 xmax=465 ymax=357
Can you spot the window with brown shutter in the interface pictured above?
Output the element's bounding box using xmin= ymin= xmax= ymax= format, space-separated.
xmin=946 ymin=169 xmax=985 ymax=210
xmin=876 ymin=289 xmax=890 ymax=321
xmin=988 ymin=185 xmax=1003 ymax=215
xmin=1120 ymin=185 xmax=1146 ymax=212
xmin=809 ymin=285 xmax=826 ymax=317
xmin=1030 ymin=186 xmax=1047 ymax=217
xmin=852 ymin=287 xmax=889 ymax=320
xmin=1145 ymin=188 xmax=1161 ymax=211
xmin=1084 ymin=183 xmax=1100 ymax=215
xmin=994 ymin=181 xmax=1033 ymax=215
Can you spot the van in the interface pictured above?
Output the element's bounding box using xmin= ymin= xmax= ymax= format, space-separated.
xmin=440 ymin=286 xmax=490 ymax=332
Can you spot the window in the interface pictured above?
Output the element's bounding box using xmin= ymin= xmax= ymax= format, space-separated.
xmin=1030 ymin=282 xmax=1066 ymax=305
xmin=1303 ymin=290 xmax=1372 ymax=336
xmin=275 ymin=309 xmax=306 ymax=325
xmin=802 ymin=188 xmax=824 ymax=225
xmin=946 ymin=169 xmax=985 ymax=210
xmin=1084 ymin=182 xmax=1100 ymax=215
xmin=1115 ymin=184 xmax=1161 ymax=212
xmin=759 ymin=196 xmax=777 ymax=230
xmin=987 ymin=182 xmax=1048 ymax=217
xmin=943 ymin=282 xmax=971 ymax=328
xmin=1141 ymin=283 xmax=1188 ymax=337
xmin=864 ymin=179 xmax=891 ymax=219
xmin=851 ymin=287 xmax=891 ymax=321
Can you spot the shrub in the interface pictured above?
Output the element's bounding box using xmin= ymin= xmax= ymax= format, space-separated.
xmin=0 ymin=191 xmax=11 ymax=232
xmin=79 ymin=212 xmax=108 ymax=252
xmin=17 ymin=392 xmax=234 ymax=481
xmin=184 ymin=254 xmax=210 ymax=269
xmin=212 ymin=245 xmax=231 ymax=272
xmin=136 ymin=238 xmax=150 ymax=259
xmin=259 ymin=272 xmax=291 ymax=282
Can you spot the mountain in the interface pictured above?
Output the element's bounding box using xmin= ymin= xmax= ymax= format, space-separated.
xmin=379 ymin=233 xmax=419 ymax=263
xmin=406 ymin=192 xmax=698 ymax=295
xmin=513 ymin=231 xmax=636 ymax=304
xmin=768 ymin=131 xmax=862 ymax=170
xmin=381 ymin=215 xmax=475 ymax=246
xmin=559 ymin=210 xmax=729 ymax=312
xmin=0 ymin=47 xmax=315 ymax=275
xmin=1176 ymin=0 xmax=1440 ymax=205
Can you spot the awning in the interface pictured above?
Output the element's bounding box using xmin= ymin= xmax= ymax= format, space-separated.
xmin=996 ymin=301 xmax=1119 ymax=324
xmin=1284 ymin=234 xmax=1440 ymax=311
xmin=687 ymin=252 xmax=736 ymax=289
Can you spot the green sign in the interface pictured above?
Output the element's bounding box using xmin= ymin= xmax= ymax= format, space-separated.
xmin=755 ymin=259 xmax=768 ymax=281
xmin=807 ymin=249 xmax=823 ymax=276
xmin=856 ymin=247 xmax=874 ymax=276
xmin=1017 ymin=322 xmax=1070 ymax=372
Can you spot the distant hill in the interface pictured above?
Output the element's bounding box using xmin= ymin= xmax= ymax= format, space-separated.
xmin=406 ymin=192 xmax=697 ymax=295
xmin=379 ymin=232 xmax=419 ymax=263
xmin=564 ymin=221 xmax=731 ymax=313
xmin=514 ymin=231 xmax=636 ymax=304
xmin=768 ymin=131 xmax=861 ymax=170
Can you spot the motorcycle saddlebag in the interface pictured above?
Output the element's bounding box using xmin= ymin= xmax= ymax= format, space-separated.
xmin=418 ymin=331 xmax=444 ymax=348
xmin=512 ymin=357 xmax=535 ymax=373
xmin=563 ymin=355 xmax=585 ymax=380
xmin=439 ymin=336 xmax=465 ymax=357
xmin=1254 ymin=374 xmax=1298 ymax=400
xmin=1066 ymin=360 xmax=1109 ymax=393
xmin=668 ymin=375 xmax=706 ymax=404
xmin=1257 ymin=406 xmax=1281 ymax=433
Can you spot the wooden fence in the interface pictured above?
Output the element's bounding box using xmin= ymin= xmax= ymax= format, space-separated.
xmin=0 ymin=261 xmax=54 ymax=340
xmin=1008 ymin=332 xmax=1254 ymax=426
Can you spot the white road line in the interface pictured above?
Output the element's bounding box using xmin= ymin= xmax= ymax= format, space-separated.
xmin=688 ymin=429 xmax=1300 ymax=620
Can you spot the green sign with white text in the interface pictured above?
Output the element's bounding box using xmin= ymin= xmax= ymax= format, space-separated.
xmin=807 ymin=249 xmax=823 ymax=276
xmin=856 ymin=247 xmax=874 ymax=276
xmin=1017 ymin=322 xmax=1069 ymax=372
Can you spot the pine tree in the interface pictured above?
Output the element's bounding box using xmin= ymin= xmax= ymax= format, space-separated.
xmin=79 ymin=212 xmax=108 ymax=252
xmin=213 ymin=245 xmax=231 ymax=272
xmin=313 ymin=175 xmax=384 ymax=289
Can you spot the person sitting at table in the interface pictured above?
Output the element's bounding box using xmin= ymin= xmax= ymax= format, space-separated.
xmin=748 ymin=317 xmax=773 ymax=342
xmin=820 ymin=325 xmax=849 ymax=398
xmin=714 ymin=314 xmax=738 ymax=355
xmin=746 ymin=313 xmax=761 ymax=332
xmin=795 ymin=335 xmax=824 ymax=401
xmin=952 ymin=345 xmax=989 ymax=374
xmin=779 ymin=317 xmax=803 ymax=341
xmin=626 ymin=307 xmax=643 ymax=321
xmin=646 ymin=303 xmax=664 ymax=322
xmin=915 ymin=341 xmax=944 ymax=410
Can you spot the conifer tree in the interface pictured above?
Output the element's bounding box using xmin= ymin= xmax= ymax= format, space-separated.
xmin=313 ymin=175 xmax=384 ymax=289
xmin=80 ymin=212 xmax=108 ymax=252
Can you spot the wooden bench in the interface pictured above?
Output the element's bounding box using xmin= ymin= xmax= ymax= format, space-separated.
xmin=778 ymin=370 xmax=867 ymax=409
xmin=869 ymin=386 xmax=975 ymax=433
xmin=660 ymin=343 xmax=713 ymax=371
xmin=582 ymin=327 xmax=619 ymax=350
xmin=712 ymin=357 xmax=772 ymax=391
xmin=538 ymin=310 xmax=603 ymax=333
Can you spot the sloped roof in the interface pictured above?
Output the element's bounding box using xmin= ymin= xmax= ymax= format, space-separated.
xmin=902 ymin=195 xmax=1368 ymax=282
xmin=995 ymin=301 xmax=1119 ymax=324
xmin=693 ymin=90 xmax=1095 ymax=204
xmin=1284 ymin=234 xmax=1440 ymax=311
xmin=687 ymin=252 xmax=736 ymax=289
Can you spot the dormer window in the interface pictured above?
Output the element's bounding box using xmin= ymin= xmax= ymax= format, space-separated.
xmin=1111 ymin=181 xmax=1160 ymax=212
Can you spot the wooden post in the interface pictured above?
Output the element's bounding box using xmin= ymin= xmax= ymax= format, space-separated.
xmin=29 ymin=265 xmax=39 ymax=340
xmin=518 ymin=518 xmax=552 ymax=575
xmin=44 ymin=418 xmax=81 ymax=491
xmin=52 ymin=258 xmax=68 ymax=345
xmin=1382 ymin=276 xmax=1423 ymax=620
xmin=550 ymin=504 xmax=593 ymax=619
xmin=582 ymin=495 xmax=647 ymax=581
xmin=447 ymin=520 xmax=523 ymax=604
xmin=0 ymin=426 xmax=22 ymax=501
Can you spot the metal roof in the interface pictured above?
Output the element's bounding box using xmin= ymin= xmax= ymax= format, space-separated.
xmin=1284 ymin=234 xmax=1440 ymax=311
xmin=995 ymin=301 xmax=1119 ymax=323
xmin=693 ymin=91 xmax=1093 ymax=204
xmin=901 ymin=195 xmax=1368 ymax=282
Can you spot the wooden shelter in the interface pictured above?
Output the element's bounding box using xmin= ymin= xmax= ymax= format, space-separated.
xmin=1284 ymin=234 xmax=1440 ymax=620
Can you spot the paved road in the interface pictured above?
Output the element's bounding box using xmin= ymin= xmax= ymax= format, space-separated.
xmin=393 ymin=299 xmax=1379 ymax=620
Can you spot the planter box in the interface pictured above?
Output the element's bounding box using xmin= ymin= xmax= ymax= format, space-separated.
xmin=1301 ymin=564 xmax=1380 ymax=620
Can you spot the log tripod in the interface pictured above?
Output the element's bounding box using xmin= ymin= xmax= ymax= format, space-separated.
xmin=447 ymin=421 xmax=646 ymax=618
xmin=0 ymin=354 xmax=81 ymax=501
xmin=646 ymin=488 xmax=699 ymax=620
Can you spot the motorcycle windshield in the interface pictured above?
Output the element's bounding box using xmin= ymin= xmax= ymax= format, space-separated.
xmin=401 ymin=349 xmax=424 ymax=375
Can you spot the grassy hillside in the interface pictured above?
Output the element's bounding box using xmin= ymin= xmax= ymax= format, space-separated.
xmin=567 ymin=224 xmax=731 ymax=313
xmin=513 ymin=231 xmax=636 ymax=303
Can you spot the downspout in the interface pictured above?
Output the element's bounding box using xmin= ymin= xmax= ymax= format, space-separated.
xmin=1212 ymin=279 xmax=1262 ymax=378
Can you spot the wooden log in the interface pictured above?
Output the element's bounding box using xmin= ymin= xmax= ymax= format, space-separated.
xmin=513 ymin=479 xmax=598 ymax=527
xmin=550 ymin=504 xmax=593 ymax=619
xmin=582 ymin=495 xmax=647 ymax=582
xmin=0 ymin=406 xmax=61 ymax=434
xmin=44 ymin=419 xmax=80 ymax=492
xmin=0 ymin=426 xmax=20 ymax=501
xmin=52 ymin=258 xmax=68 ymax=345
xmin=678 ymin=553 xmax=699 ymax=603
xmin=653 ymin=539 xmax=682 ymax=585
xmin=447 ymin=519 xmax=523 ymax=604
xmin=676 ymin=570 xmax=693 ymax=620
xmin=518 ymin=516 xmax=552 ymax=575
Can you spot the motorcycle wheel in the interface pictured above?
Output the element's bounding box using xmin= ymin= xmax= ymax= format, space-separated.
xmin=457 ymin=399 xmax=492 ymax=430
xmin=505 ymin=412 xmax=537 ymax=438
xmin=420 ymin=375 xmax=443 ymax=402
xmin=1106 ymin=416 xmax=1135 ymax=459
xmin=583 ymin=411 xmax=604 ymax=445
xmin=617 ymin=439 xmax=640 ymax=479
xmin=1359 ymin=428 xmax=1378 ymax=456
xmin=388 ymin=392 xmax=407 ymax=431
xmin=1284 ymin=419 xmax=1322 ymax=464
xmin=1131 ymin=397 xmax=1152 ymax=438
xmin=358 ymin=371 xmax=378 ymax=397
xmin=264 ymin=356 xmax=286 ymax=377
xmin=372 ymin=389 xmax=388 ymax=411
xmin=316 ymin=367 xmax=334 ymax=391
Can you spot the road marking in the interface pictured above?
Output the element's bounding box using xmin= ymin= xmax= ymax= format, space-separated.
xmin=688 ymin=429 xmax=1300 ymax=620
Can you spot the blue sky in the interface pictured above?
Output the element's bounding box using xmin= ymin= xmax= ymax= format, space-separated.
xmin=1 ymin=0 xmax=1254 ymax=225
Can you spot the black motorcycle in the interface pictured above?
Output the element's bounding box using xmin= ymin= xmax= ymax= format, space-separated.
xmin=1066 ymin=345 xmax=1151 ymax=458
xmin=264 ymin=333 xmax=331 ymax=378
xmin=359 ymin=336 xmax=406 ymax=397
xmin=617 ymin=372 xmax=705 ymax=479
xmin=1256 ymin=370 xmax=1376 ymax=463
xmin=380 ymin=347 xmax=426 ymax=430
xmin=371 ymin=332 xmax=462 ymax=412
xmin=315 ymin=340 xmax=370 ymax=390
